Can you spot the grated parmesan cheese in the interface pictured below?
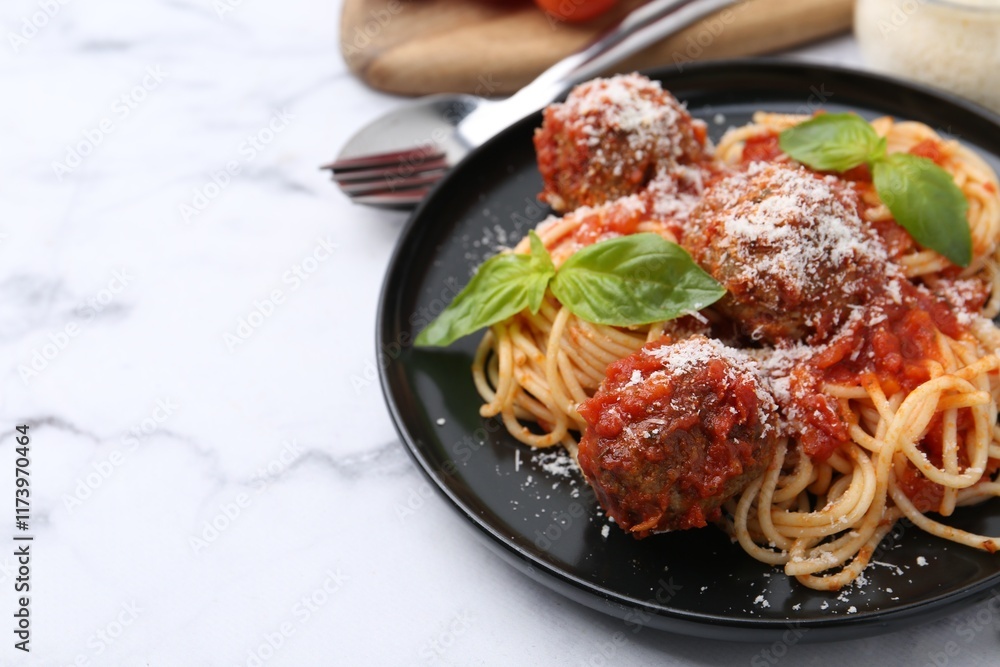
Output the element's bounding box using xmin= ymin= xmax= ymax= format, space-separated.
xmin=643 ymin=336 xmax=778 ymax=434
xmin=551 ymin=73 xmax=705 ymax=184
xmin=532 ymin=449 xmax=580 ymax=478
xmin=710 ymin=163 xmax=889 ymax=301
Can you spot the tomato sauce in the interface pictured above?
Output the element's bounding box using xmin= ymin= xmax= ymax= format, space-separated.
xmin=740 ymin=132 xmax=783 ymax=164
xmin=788 ymin=277 xmax=967 ymax=461
xmin=561 ymin=199 xmax=646 ymax=250
xmin=909 ymin=138 xmax=947 ymax=166
xmin=742 ymin=125 xmax=992 ymax=513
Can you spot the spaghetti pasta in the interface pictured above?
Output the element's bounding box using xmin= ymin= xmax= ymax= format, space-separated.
xmin=467 ymin=80 xmax=1000 ymax=590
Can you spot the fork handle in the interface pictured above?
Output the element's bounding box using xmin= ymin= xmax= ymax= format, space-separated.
xmin=458 ymin=0 xmax=740 ymax=147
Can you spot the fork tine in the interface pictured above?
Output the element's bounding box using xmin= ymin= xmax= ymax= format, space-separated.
xmin=351 ymin=189 xmax=432 ymax=207
xmin=325 ymin=145 xmax=450 ymax=207
xmin=337 ymin=171 xmax=445 ymax=196
xmin=330 ymin=157 xmax=449 ymax=184
xmin=322 ymin=147 xmax=446 ymax=172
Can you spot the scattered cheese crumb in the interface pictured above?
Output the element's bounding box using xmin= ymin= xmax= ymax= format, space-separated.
xmin=532 ymin=449 xmax=580 ymax=478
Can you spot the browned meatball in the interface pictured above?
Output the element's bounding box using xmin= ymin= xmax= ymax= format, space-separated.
xmin=684 ymin=163 xmax=890 ymax=343
xmin=577 ymin=335 xmax=779 ymax=537
xmin=533 ymin=73 xmax=707 ymax=212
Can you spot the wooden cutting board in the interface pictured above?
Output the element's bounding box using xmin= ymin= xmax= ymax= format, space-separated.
xmin=341 ymin=0 xmax=855 ymax=96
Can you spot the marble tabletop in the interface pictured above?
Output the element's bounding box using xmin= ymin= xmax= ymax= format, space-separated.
xmin=2 ymin=0 xmax=999 ymax=664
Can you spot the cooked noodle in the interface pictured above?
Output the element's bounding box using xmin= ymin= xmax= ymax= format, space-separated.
xmin=473 ymin=112 xmax=1000 ymax=590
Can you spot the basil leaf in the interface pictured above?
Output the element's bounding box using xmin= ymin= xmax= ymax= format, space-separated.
xmin=414 ymin=231 xmax=555 ymax=347
xmin=779 ymin=113 xmax=884 ymax=172
xmin=872 ymin=153 xmax=971 ymax=267
xmin=526 ymin=230 xmax=555 ymax=313
xmin=550 ymin=233 xmax=725 ymax=326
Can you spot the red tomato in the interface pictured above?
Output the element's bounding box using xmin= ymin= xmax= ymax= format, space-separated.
xmin=533 ymin=0 xmax=618 ymax=22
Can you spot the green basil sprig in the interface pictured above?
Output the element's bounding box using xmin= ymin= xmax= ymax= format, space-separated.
xmin=550 ymin=233 xmax=725 ymax=326
xmin=415 ymin=232 xmax=724 ymax=347
xmin=415 ymin=231 xmax=554 ymax=348
xmin=779 ymin=113 xmax=971 ymax=267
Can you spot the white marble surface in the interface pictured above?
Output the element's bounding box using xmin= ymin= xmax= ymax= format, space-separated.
xmin=2 ymin=1 xmax=999 ymax=664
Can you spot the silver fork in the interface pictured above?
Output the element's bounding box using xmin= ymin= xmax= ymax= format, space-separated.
xmin=324 ymin=0 xmax=739 ymax=209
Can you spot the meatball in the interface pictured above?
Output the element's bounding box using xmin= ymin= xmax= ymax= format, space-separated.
xmin=684 ymin=162 xmax=889 ymax=343
xmin=533 ymin=73 xmax=707 ymax=212
xmin=577 ymin=335 xmax=779 ymax=537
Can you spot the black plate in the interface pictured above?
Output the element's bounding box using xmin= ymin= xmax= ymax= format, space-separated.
xmin=377 ymin=60 xmax=1000 ymax=642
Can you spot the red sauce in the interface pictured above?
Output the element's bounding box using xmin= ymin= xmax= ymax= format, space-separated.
xmin=897 ymin=463 xmax=945 ymax=513
xmin=788 ymin=281 xmax=966 ymax=461
xmin=868 ymin=214 xmax=919 ymax=260
xmin=735 ymin=125 xmax=990 ymax=511
xmin=910 ymin=138 xmax=947 ymax=166
xmin=895 ymin=410 xmax=995 ymax=512
xmin=719 ymin=121 xmax=982 ymax=471
xmin=692 ymin=121 xmax=708 ymax=147
xmin=562 ymin=199 xmax=646 ymax=250
xmin=572 ymin=107 xmax=991 ymax=517
xmin=740 ymin=132 xmax=783 ymax=164
xmin=841 ymin=163 xmax=873 ymax=183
